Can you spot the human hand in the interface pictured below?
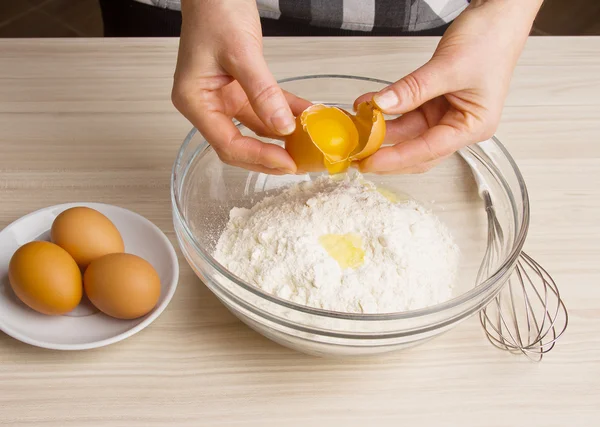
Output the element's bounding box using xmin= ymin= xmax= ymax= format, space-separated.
xmin=356 ymin=0 xmax=542 ymax=174
xmin=172 ymin=0 xmax=310 ymax=174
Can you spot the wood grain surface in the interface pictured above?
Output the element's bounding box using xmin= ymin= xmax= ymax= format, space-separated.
xmin=0 ymin=37 xmax=599 ymax=427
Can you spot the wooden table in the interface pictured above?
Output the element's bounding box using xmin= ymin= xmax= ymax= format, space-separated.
xmin=0 ymin=37 xmax=599 ymax=426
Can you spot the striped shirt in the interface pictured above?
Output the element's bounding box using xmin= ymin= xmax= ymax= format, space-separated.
xmin=135 ymin=0 xmax=469 ymax=32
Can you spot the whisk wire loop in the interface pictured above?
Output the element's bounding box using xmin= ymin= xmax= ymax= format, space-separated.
xmin=477 ymin=190 xmax=568 ymax=361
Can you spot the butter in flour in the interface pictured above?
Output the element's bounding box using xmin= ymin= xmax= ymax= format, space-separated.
xmin=213 ymin=174 xmax=459 ymax=314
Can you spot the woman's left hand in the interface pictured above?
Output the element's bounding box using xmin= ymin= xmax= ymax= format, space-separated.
xmin=356 ymin=0 xmax=542 ymax=174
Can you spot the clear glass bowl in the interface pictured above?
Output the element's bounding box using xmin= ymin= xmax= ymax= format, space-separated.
xmin=171 ymin=75 xmax=529 ymax=357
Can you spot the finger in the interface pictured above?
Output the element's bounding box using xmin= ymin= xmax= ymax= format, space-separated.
xmin=375 ymin=156 xmax=448 ymax=175
xmin=360 ymin=121 xmax=470 ymax=173
xmin=285 ymin=91 xmax=313 ymax=116
xmin=176 ymin=90 xmax=297 ymax=172
xmin=382 ymin=110 xmax=429 ymax=145
xmin=233 ymin=100 xmax=275 ymax=138
xmin=353 ymin=92 xmax=376 ymax=110
xmin=233 ymin=91 xmax=312 ymax=139
xmin=371 ymin=60 xmax=460 ymax=115
xmin=223 ymin=50 xmax=296 ymax=136
xmin=226 ymin=159 xmax=295 ymax=175
xmin=212 ymin=127 xmax=297 ymax=172
xmin=217 ymin=80 xmax=311 ymax=138
xmin=382 ymin=97 xmax=450 ymax=145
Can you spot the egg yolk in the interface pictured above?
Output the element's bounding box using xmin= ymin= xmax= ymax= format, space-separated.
xmin=285 ymin=102 xmax=386 ymax=174
xmin=376 ymin=187 xmax=408 ymax=203
xmin=319 ymin=233 xmax=365 ymax=269
xmin=304 ymin=109 xmax=358 ymax=163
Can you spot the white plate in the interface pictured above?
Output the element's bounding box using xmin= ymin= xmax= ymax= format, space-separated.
xmin=0 ymin=203 xmax=179 ymax=350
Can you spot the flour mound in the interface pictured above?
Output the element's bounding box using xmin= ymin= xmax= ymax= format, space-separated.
xmin=214 ymin=175 xmax=459 ymax=314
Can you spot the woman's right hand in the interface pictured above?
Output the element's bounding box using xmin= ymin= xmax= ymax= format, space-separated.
xmin=172 ymin=0 xmax=308 ymax=174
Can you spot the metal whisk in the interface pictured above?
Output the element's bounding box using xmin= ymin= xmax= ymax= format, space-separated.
xmin=463 ymin=151 xmax=568 ymax=361
xmin=476 ymin=190 xmax=568 ymax=361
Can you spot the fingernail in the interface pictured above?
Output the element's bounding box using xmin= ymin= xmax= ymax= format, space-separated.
xmin=358 ymin=161 xmax=371 ymax=173
xmin=271 ymin=108 xmax=296 ymax=135
xmin=276 ymin=168 xmax=295 ymax=175
xmin=373 ymin=90 xmax=399 ymax=110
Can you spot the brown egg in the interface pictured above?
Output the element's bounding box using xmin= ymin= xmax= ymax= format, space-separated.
xmin=51 ymin=207 xmax=124 ymax=269
xmin=8 ymin=241 xmax=82 ymax=315
xmin=84 ymin=253 xmax=161 ymax=320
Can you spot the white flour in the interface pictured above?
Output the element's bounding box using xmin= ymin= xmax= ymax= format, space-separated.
xmin=214 ymin=175 xmax=459 ymax=314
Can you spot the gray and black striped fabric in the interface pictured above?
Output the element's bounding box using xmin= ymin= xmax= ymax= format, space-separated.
xmin=259 ymin=0 xmax=469 ymax=32
xmin=135 ymin=0 xmax=469 ymax=32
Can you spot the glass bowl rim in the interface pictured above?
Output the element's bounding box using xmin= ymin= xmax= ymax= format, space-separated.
xmin=171 ymin=74 xmax=530 ymax=321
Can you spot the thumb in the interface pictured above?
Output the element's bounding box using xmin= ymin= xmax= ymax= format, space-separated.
xmin=224 ymin=48 xmax=296 ymax=136
xmin=373 ymin=60 xmax=457 ymax=114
